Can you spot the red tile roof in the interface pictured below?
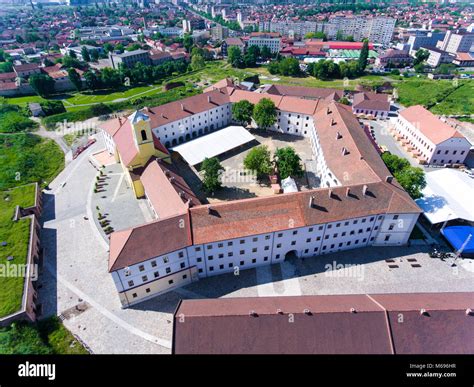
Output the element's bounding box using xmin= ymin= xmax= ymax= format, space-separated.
xmin=352 ymin=92 xmax=390 ymax=112
xmin=109 ymin=213 xmax=192 ymax=272
xmin=173 ymin=292 xmax=474 ymax=354
xmin=400 ymin=105 xmax=466 ymax=145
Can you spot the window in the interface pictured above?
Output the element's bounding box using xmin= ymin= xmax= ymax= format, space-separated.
xmin=182 ymin=274 xmax=187 ymax=279
xmin=240 ymin=260 xmax=245 ymax=266
xmin=306 ymin=238 xmax=311 ymax=243
xmin=252 ymin=258 xmax=257 ymax=264
xmin=384 ymin=235 xmax=391 ymax=241
xmin=275 ymin=254 xmax=280 ymax=259
xmin=142 ymin=275 xmax=148 ymax=282
xmin=140 ymin=129 xmax=147 ymax=142
xmin=393 ymin=215 xmax=399 ymax=220
xmin=219 ymin=264 xmax=224 ymax=270
xmin=240 ymin=250 xmax=245 ymax=255
xmin=265 ymin=235 xmax=271 ymax=240
xmin=319 ymin=226 xmax=324 ymax=230
xmin=228 ymin=241 xmax=233 ymax=246
xmin=180 ymin=262 xmax=185 ymax=269
xmin=209 ymin=266 xmax=214 ymax=272
xmin=388 ymin=224 xmax=395 ymax=231
xmin=253 ymin=237 xmax=258 ymax=242
xmin=207 ymin=245 xmax=213 ymax=250
xmin=195 ymin=247 xmax=201 ymax=252
xmin=341 ymin=232 xmax=346 ymax=237
xmin=218 ymin=243 xmax=223 ymax=248
xmin=154 ymin=271 xmax=159 ymax=278
xmin=163 ymin=257 xmax=169 ymax=264
xmin=178 ymin=251 xmax=184 ymax=258
xmin=240 ymin=239 xmax=245 ymax=244
xmin=291 ymin=241 xmax=296 ymax=246
xmin=218 ymin=253 xmax=224 ymax=259
xmin=168 ymin=280 xmax=174 ymax=285
xmin=151 ymin=261 xmax=157 ymax=268
xmin=327 ymin=224 xmax=332 ymax=229
xmin=128 ymin=280 xmax=134 ymax=287
xmin=146 ymin=288 xmax=151 ymax=293
xmin=132 ymin=293 xmax=137 ymax=298
xmin=278 ymin=233 xmax=283 ymax=238
xmin=293 ymin=230 xmax=298 ymax=235
xmin=324 ymin=235 xmax=329 ymax=240
xmin=252 ymin=248 xmax=257 ymax=253
xmin=139 ymin=265 xmax=145 ymax=272
xmin=166 ymin=267 xmax=171 ymax=274
xmin=197 ymin=257 xmax=202 ymax=263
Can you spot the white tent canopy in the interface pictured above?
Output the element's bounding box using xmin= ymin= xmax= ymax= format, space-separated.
xmin=171 ymin=126 xmax=255 ymax=166
xmin=281 ymin=176 xmax=298 ymax=193
xmin=415 ymin=169 xmax=474 ymax=225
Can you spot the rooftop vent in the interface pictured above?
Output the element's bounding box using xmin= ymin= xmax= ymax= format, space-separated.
xmin=207 ymin=205 xmax=212 ymax=214
xmin=346 ymin=188 xmax=351 ymax=197
xmin=466 ymin=308 xmax=473 ymax=316
xmin=181 ymin=103 xmax=185 ymax=111
xmin=362 ymin=185 xmax=368 ymax=196
xmin=304 ymin=309 xmax=312 ymax=316
xmin=341 ymin=147 xmax=349 ymax=156
xmin=249 ymin=310 xmax=258 ymax=317
xmin=420 ymin=309 xmax=430 ymax=316
xmin=327 ymin=107 xmax=332 ymax=115
xmin=386 ymin=176 xmax=393 ymax=183
xmin=336 ymin=132 xmax=342 ymax=140
xmin=164 ymin=170 xmax=170 ymax=177
xmin=350 ymin=308 xmax=357 ymax=313
xmin=276 ymin=309 xmax=283 ymax=315
xmin=328 ymin=189 xmax=333 ymax=198
xmin=308 ymin=196 xmax=315 ymax=208
xmin=208 ymin=95 xmax=211 ymax=103
xmin=331 ymin=118 xmax=336 ymax=126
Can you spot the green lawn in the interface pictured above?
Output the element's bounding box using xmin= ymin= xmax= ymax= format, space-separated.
xmin=430 ymin=81 xmax=474 ymax=115
xmin=0 ymin=317 xmax=88 ymax=354
xmin=0 ymin=134 xmax=65 ymax=190
xmin=0 ymin=184 xmax=36 ymax=317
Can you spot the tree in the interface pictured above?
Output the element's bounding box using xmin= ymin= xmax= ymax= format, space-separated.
xmin=244 ymin=45 xmax=260 ymax=67
xmin=232 ymin=100 xmax=254 ymax=126
xmin=261 ymin=46 xmax=272 ymax=60
xmin=29 ymin=74 xmax=55 ymax=97
xmin=278 ymin=57 xmax=301 ymax=76
xmin=358 ymin=39 xmax=369 ymax=73
xmin=39 ymin=100 xmax=65 ymax=116
xmin=338 ymin=97 xmax=350 ymax=105
xmin=81 ymin=46 xmax=91 ymax=62
xmin=191 ymin=54 xmax=205 ymax=71
xmin=336 ymin=30 xmax=344 ymax=41
xmin=0 ymin=61 xmax=13 ymax=73
xmin=201 ymin=157 xmax=224 ymax=193
xmin=244 ymin=145 xmax=273 ymax=178
xmin=101 ymin=67 xmax=121 ymax=89
xmin=414 ymin=49 xmax=429 ymax=66
xmin=69 ymin=49 xmax=77 ymax=59
xmin=183 ymin=33 xmax=193 ymax=53
xmin=381 ymin=153 xmax=426 ymax=199
xmin=68 ymin=68 xmax=82 ymax=91
xmin=103 ymin=43 xmax=114 ymax=53
xmin=84 ymin=70 xmax=101 ymax=90
xmin=228 ymin=46 xmax=243 ymax=68
xmin=304 ymin=31 xmax=327 ymax=41
xmin=253 ymin=98 xmax=277 ymax=129
xmin=62 ymin=55 xmax=82 ymax=69
xmin=274 ymin=147 xmax=303 ymax=179
xmin=90 ymin=49 xmax=99 ymax=62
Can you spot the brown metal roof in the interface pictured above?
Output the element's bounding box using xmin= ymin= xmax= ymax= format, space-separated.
xmin=173 ymin=292 xmax=474 ymax=354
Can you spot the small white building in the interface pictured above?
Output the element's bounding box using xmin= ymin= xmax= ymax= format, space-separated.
xmin=394 ymin=105 xmax=471 ymax=166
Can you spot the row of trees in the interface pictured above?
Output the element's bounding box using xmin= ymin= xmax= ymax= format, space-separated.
xmin=232 ymin=98 xmax=277 ymax=130
xmin=268 ymin=57 xmax=301 ymax=76
xmin=200 ymin=144 xmax=304 ymax=194
xmin=381 ymin=153 xmax=426 ymax=199
xmin=244 ymin=145 xmax=304 ymax=180
xmin=228 ymin=46 xmax=273 ymax=68
xmin=306 ymin=39 xmax=369 ymax=80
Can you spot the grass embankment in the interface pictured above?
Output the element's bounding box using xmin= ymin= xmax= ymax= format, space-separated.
xmin=0 ymin=317 xmax=88 ymax=354
xmin=0 ymin=134 xmax=64 ymax=190
xmin=0 ymin=185 xmax=35 ymax=317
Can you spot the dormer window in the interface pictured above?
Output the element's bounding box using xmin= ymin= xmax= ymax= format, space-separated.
xmin=141 ymin=130 xmax=147 ymax=141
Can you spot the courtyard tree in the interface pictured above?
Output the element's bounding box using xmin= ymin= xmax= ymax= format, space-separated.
xmin=414 ymin=48 xmax=429 ymax=66
xmin=275 ymin=146 xmax=304 ymax=179
xmin=243 ymin=145 xmax=273 ymax=179
xmin=381 ymin=153 xmax=426 ymax=199
xmin=29 ymin=74 xmax=55 ymax=97
xmin=253 ymin=98 xmax=277 ymax=129
xmin=232 ymin=100 xmax=254 ymax=126
xmin=201 ymin=157 xmax=224 ymax=194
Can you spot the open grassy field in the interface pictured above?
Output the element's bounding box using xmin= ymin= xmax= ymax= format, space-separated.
xmin=0 ymin=184 xmax=36 ymax=318
xmin=0 ymin=317 xmax=88 ymax=354
xmin=430 ymin=81 xmax=474 ymax=115
xmin=0 ymin=134 xmax=65 ymax=190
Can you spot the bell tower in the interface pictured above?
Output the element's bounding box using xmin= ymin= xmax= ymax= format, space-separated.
xmin=128 ymin=110 xmax=155 ymax=166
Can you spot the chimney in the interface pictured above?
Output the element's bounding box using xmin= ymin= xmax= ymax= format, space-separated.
xmin=328 ymin=189 xmax=332 ymax=198
xmin=362 ymin=185 xmax=368 ymax=196
xmin=181 ymin=103 xmax=185 ymax=111
xmin=346 ymin=188 xmax=351 ymax=197
xmin=144 ymin=106 xmax=149 ymax=112
xmin=308 ymin=196 xmax=315 ymax=208
xmin=207 ymin=205 xmax=212 ymax=214
xmin=336 ymin=132 xmax=342 ymax=139
xmin=207 ymin=95 xmax=211 ymax=103
xmin=386 ymin=176 xmax=393 ymax=183
xmin=331 ymin=118 xmax=336 ymax=126
xmin=341 ymin=147 xmax=349 ymax=155
xmin=327 ymin=107 xmax=332 ymax=115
